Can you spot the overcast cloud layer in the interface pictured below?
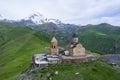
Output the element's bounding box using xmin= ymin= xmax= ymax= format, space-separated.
xmin=0 ymin=0 xmax=120 ymax=25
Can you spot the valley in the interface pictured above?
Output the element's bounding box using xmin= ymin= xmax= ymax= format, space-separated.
xmin=0 ymin=21 xmax=120 ymax=80
xmin=1 ymin=0 xmax=120 ymax=80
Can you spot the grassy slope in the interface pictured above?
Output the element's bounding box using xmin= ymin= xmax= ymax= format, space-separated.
xmin=31 ymin=23 xmax=120 ymax=54
xmin=79 ymin=24 xmax=120 ymax=54
xmin=33 ymin=60 xmax=120 ymax=80
xmin=0 ymin=22 xmax=49 ymax=80
xmin=1 ymin=22 xmax=120 ymax=80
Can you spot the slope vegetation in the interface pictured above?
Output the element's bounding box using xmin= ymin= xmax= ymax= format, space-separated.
xmin=29 ymin=23 xmax=120 ymax=54
xmin=79 ymin=23 xmax=120 ymax=54
xmin=18 ymin=60 xmax=120 ymax=80
xmin=0 ymin=22 xmax=49 ymax=80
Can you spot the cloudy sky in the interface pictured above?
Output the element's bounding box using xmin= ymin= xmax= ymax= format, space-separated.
xmin=0 ymin=0 xmax=120 ymax=25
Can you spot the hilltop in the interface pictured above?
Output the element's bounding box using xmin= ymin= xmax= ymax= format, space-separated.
xmin=78 ymin=23 xmax=120 ymax=54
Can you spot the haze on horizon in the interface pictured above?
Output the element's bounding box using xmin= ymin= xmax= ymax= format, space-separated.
xmin=0 ymin=0 xmax=120 ymax=25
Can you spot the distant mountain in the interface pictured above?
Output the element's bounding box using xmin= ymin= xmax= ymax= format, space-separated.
xmin=24 ymin=12 xmax=48 ymax=24
xmin=78 ymin=23 xmax=120 ymax=54
xmin=0 ymin=12 xmax=63 ymax=25
xmin=30 ymin=22 xmax=120 ymax=54
xmin=0 ymin=12 xmax=80 ymax=45
xmin=28 ymin=22 xmax=80 ymax=45
xmin=29 ymin=22 xmax=120 ymax=54
xmin=1 ymin=12 xmax=120 ymax=54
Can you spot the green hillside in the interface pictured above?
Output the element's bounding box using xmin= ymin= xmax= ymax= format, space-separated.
xmin=0 ymin=22 xmax=120 ymax=80
xmin=18 ymin=60 xmax=120 ymax=80
xmin=78 ymin=23 xmax=120 ymax=54
xmin=29 ymin=23 xmax=120 ymax=54
xmin=29 ymin=23 xmax=80 ymax=46
xmin=0 ymin=22 xmax=49 ymax=80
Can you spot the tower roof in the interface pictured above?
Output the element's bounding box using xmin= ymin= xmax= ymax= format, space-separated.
xmin=51 ymin=37 xmax=57 ymax=42
xmin=72 ymin=33 xmax=78 ymax=38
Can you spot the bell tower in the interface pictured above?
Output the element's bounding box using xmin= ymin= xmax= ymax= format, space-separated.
xmin=50 ymin=37 xmax=59 ymax=55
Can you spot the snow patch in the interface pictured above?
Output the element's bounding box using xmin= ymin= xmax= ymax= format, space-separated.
xmin=0 ymin=14 xmax=5 ymax=20
xmin=24 ymin=12 xmax=62 ymax=24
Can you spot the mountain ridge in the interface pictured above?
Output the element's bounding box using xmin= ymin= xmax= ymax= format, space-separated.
xmin=0 ymin=12 xmax=63 ymax=25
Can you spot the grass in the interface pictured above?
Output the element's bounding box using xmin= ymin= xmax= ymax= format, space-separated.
xmin=78 ymin=24 xmax=120 ymax=54
xmin=32 ymin=60 xmax=120 ymax=80
xmin=0 ymin=22 xmax=120 ymax=80
xmin=0 ymin=22 xmax=49 ymax=80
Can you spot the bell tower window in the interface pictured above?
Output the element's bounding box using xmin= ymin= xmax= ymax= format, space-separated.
xmin=52 ymin=45 xmax=56 ymax=48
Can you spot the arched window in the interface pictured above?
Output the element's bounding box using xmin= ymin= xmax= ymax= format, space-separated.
xmin=52 ymin=45 xmax=56 ymax=48
xmin=52 ymin=45 xmax=54 ymax=48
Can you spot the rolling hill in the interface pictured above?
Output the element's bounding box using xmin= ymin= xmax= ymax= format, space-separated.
xmin=0 ymin=22 xmax=50 ymax=80
xmin=29 ymin=22 xmax=80 ymax=46
xmin=27 ymin=22 xmax=120 ymax=54
xmin=0 ymin=22 xmax=120 ymax=80
xmin=1 ymin=12 xmax=120 ymax=55
xmin=78 ymin=23 xmax=120 ymax=54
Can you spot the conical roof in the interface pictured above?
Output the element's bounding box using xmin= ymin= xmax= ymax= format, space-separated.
xmin=72 ymin=33 xmax=78 ymax=38
xmin=51 ymin=37 xmax=57 ymax=42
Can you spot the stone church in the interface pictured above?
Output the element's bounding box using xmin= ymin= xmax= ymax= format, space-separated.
xmin=32 ymin=34 xmax=96 ymax=67
xmin=50 ymin=33 xmax=86 ymax=56
xmin=68 ymin=33 xmax=86 ymax=56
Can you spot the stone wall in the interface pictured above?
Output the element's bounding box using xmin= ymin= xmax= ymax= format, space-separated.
xmin=61 ymin=56 xmax=96 ymax=65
